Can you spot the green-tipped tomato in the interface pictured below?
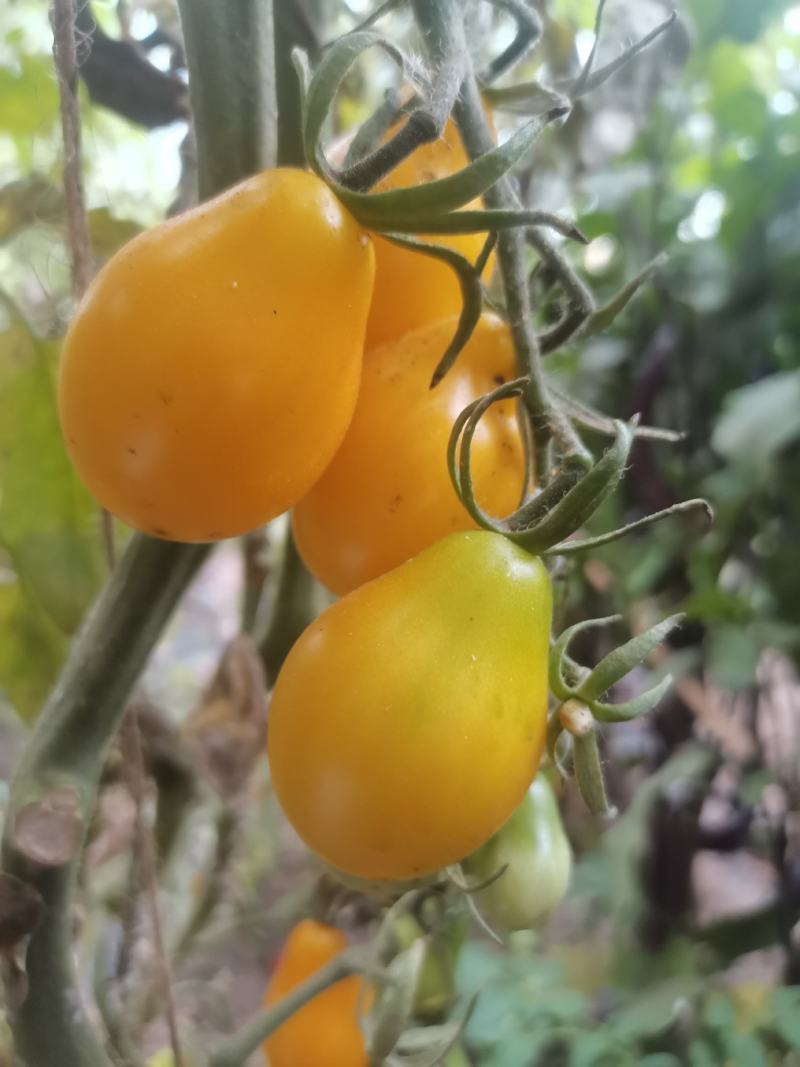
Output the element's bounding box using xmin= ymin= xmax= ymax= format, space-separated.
xmin=464 ymin=775 xmax=572 ymax=932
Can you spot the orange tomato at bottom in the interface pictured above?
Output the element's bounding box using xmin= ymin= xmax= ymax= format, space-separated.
xmin=263 ymin=920 xmax=369 ymax=1067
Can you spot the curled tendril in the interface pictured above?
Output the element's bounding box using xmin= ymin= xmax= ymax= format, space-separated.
xmin=448 ymin=394 xmax=635 ymax=553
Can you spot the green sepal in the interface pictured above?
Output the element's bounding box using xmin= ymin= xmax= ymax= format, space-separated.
xmin=381 ymin=234 xmax=484 ymax=387
xmin=581 ymin=254 xmax=667 ymax=338
xmin=510 ymin=418 xmax=635 ymax=553
xmin=549 ymin=616 xmax=621 ymax=699
xmin=378 ymin=208 xmax=585 ymax=241
xmin=573 ymin=729 xmax=614 ymax=818
xmin=591 ymin=674 xmax=674 ymax=724
xmin=366 ymin=939 xmax=427 ymax=1061
xmin=296 ymin=33 xmax=407 ymax=175
xmin=483 ymin=79 xmax=569 ymax=116
xmin=576 ymin=613 xmax=684 ymax=702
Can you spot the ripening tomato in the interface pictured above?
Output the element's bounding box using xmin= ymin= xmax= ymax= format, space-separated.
xmin=293 ymin=313 xmax=526 ymax=595
xmin=463 ymin=775 xmax=572 ymax=932
xmin=365 ymin=118 xmax=492 ymax=350
xmin=268 ymin=531 xmax=552 ymax=881
xmin=263 ymin=920 xmax=368 ymax=1067
xmin=59 ymin=169 xmax=374 ymax=542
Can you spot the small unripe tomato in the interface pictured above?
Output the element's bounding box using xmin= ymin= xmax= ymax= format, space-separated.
xmin=268 ymin=531 xmax=552 ymax=881
xmin=463 ymin=775 xmax=572 ymax=932
xmin=263 ymin=920 xmax=368 ymax=1067
xmin=365 ymin=118 xmax=492 ymax=350
xmin=293 ymin=313 xmax=526 ymax=595
xmin=59 ymin=169 xmax=374 ymax=542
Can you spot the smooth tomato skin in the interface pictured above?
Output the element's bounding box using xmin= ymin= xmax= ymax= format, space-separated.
xmin=263 ymin=920 xmax=368 ymax=1067
xmin=365 ymin=119 xmax=491 ymax=350
xmin=293 ymin=314 xmax=526 ymax=595
xmin=268 ymin=531 xmax=552 ymax=881
xmin=59 ymin=168 xmax=374 ymax=542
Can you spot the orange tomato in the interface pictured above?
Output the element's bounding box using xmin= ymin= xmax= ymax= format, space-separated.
xmin=269 ymin=531 xmax=552 ymax=881
xmin=59 ymin=169 xmax=374 ymax=542
xmin=263 ymin=920 xmax=368 ymax=1067
xmin=365 ymin=117 xmax=493 ymax=349
xmin=293 ymin=313 xmax=526 ymax=595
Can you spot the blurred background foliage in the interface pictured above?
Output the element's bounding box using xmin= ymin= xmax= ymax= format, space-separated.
xmin=0 ymin=0 xmax=799 ymax=1064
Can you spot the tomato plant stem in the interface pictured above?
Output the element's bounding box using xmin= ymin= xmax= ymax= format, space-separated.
xmin=178 ymin=0 xmax=278 ymax=197
xmin=1 ymin=536 xmax=207 ymax=1067
xmin=208 ymin=952 xmax=363 ymax=1067
xmin=411 ymin=0 xmax=591 ymax=478
xmin=1 ymin=0 xmax=281 ymax=1061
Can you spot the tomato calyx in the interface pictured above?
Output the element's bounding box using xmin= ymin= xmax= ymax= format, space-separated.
xmin=547 ymin=613 xmax=686 ymax=816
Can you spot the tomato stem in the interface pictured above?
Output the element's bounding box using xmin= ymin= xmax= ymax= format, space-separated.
xmin=410 ymin=0 xmax=591 ymax=481
xmin=209 ymin=950 xmax=364 ymax=1067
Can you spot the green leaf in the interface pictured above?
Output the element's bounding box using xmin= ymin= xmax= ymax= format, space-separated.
xmin=0 ymin=346 xmax=104 ymax=632
xmin=577 ymin=615 xmax=684 ymax=702
xmin=0 ymin=578 xmax=65 ymax=721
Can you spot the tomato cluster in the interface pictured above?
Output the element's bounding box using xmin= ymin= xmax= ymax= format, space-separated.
xmin=60 ymin=122 xmax=562 ymax=900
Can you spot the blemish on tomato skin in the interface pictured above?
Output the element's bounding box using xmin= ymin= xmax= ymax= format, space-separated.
xmin=158 ymin=391 xmax=173 ymax=406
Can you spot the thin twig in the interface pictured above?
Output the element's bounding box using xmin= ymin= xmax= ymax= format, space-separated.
xmin=123 ymin=713 xmax=185 ymax=1067
xmin=52 ymin=0 xmax=118 ymax=570
xmin=209 ymin=951 xmax=363 ymax=1067
xmin=52 ymin=0 xmax=92 ymax=301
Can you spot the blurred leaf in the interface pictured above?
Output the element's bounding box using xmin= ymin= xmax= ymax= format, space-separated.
xmin=721 ymin=1032 xmax=768 ymax=1067
xmin=712 ymin=371 xmax=800 ymax=476
xmin=568 ymin=1030 xmax=619 ymax=1067
xmin=707 ymin=623 xmax=762 ymax=690
xmin=0 ymin=178 xmax=63 ymax=242
xmin=613 ymin=978 xmax=699 ymax=1040
xmin=0 ymin=346 xmax=104 ymax=632
xmin=0 ymin=579 xmax=65 ymax=721
xmin=771 ymin=988 xmax=800 ymax=1049
xmin=0 ymin=297 xmax=37 ymax=384
xmin=0 ymin=55 xmax=59 ymax=138
xmin=87 ymin=208 xmax=142 ymax=257
xmin=689 ymin=1038 xmax=719 ymax=1067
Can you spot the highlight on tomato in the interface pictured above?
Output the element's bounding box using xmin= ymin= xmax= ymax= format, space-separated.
xmin=268 ymin=530 xmax=552 ymax=882
xmin=263 ymin=919 xmax=368 ymax=1067
xmin=463 ymin=774 xmax=572 ymax=932
xmin=59 ymin=168 xmax=375 ymax=543
xmin=365 ymin=116 xmax=494 ymax=350
xmin=293 ymin=313 xmax=527 ymax=596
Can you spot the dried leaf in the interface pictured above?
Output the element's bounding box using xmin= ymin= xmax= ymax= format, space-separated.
xmin=183 ymin=635 xmax=268 ymax=798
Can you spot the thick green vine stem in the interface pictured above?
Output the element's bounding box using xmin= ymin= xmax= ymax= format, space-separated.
xmin=0 ymin=0 xmax=279 ymax=1062
xmin=1 ymin=537 xmax=208 ymax=1067
xmin=178 ymin=0 xmax=278 ymax=197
